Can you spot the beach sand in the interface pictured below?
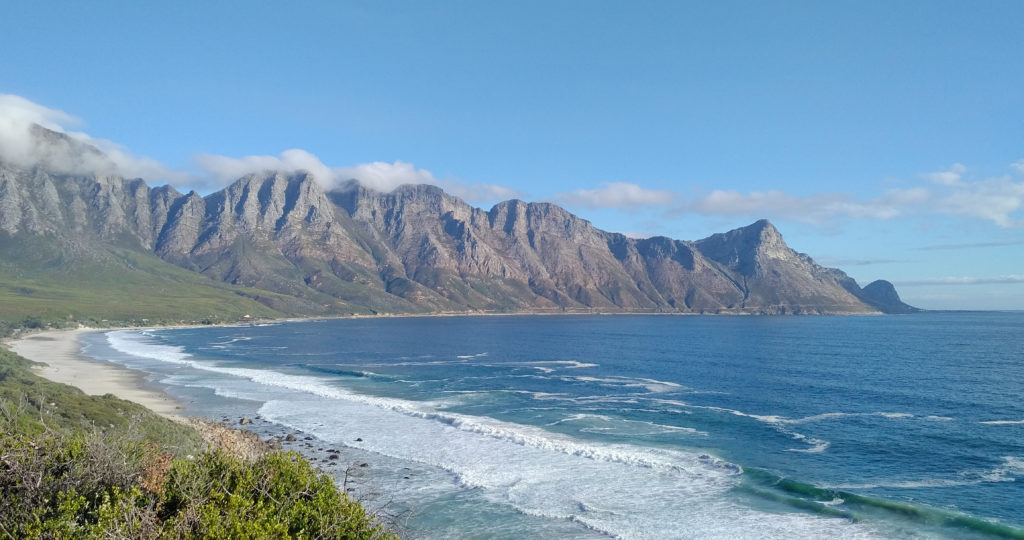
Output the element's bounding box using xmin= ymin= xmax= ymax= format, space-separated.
xmin=7 ymin=329 xmax=183 ymax=417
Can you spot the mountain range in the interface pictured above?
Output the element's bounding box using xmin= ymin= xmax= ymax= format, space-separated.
xmin=0 ymin=126 xmax=918 ymax=324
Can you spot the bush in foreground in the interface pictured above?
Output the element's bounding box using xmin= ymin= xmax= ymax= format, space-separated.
xmin=0 ymin=429 xmax=396 ymax=539
xmin=0 ymin=345 xmax=395 ymax=539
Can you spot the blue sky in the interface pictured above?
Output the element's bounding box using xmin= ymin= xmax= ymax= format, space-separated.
xmin=2 ymin=1 xmax=1022 ymax=309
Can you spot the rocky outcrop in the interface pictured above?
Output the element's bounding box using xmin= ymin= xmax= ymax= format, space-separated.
xmin=853 ymin=280 xmax=920 ymax=314
xmin=692 ymin=220 xmax=877 ymax=314
xmin=0 ymin=126 xmax=918 ymax=315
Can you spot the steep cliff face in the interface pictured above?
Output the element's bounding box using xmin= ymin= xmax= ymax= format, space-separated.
xmin=693 ymin=220 xmax=874 ymax=313
xmin=0 ymin=165 xmax=179 ymax=252
xmin=0 ymin=128 xmax=917 ymax=315
xmin=0 ymin=126 xmax=178 ymax=251
xmin=612 ymin=235 xmax=746 ymax=311
xmin=323 ymin=185 xmax=883 ymax=314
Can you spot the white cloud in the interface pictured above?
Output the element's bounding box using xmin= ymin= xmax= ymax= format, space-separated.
xmin=0 ymin=93 xmax=190 ymax=184
xmin=194 ymin=149 xmax=335 ymax=190
xmin=683 ymin=188 xmax=931 ymax=224
xmin=815 ymin=257 xmax=902 ymax=266
xmin=937 ymin=176 xmax=1024 ymax=228
xmin=678 ymin=162 xmax=1024 ymax=229
xmin=347 ymin=162 xmax=525 ymax=203
xmin=918 ymin=240 xmax=1024 ymax=251
xmin=924 ymin=163 xmax=966 ymax=186
xmin=5 ymin=93 xmax=1022 ymax=225
xmin=2 ymin=94 xmax=518 ymax=201
xmin=442 ymin=181 xmax=522 ymax=203
xmin=880 ymin=187 xmax=931 ymax=205
xmin=87 ymin=138 xmax=193 ymax=185
xmin=556 ymin=182 xmax=674 ymax=209
xmin=334 ymin=160 xmax=437 ymax=192
xmin=0 ymin=93 xmax=79 ymax=133
xmin=688 ymin=189 xmax=801 ymax=216
xmin=0 ymin=94 xmax=523 ymax=202
xmin=894 ymin=275 xmax=1024 ymax=286
xmin=332 ymin=160 xmax=524 ymax=202
xmin=0 ymin=94 xmax=110 ymax=175
xmin=194 ymin=155 xmax=522 ymax=203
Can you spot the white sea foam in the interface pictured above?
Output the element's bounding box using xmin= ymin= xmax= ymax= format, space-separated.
xmin=548 ymin=413 xmax=704 ymax=436
xmin=456 ymin=352 xmax=488 ymax=359
xmin=258 ymin=395 xmax=886 ymax=539
xmin=506 ymin=390 xmax=569 ymax=400
xmin=874 ymin=412 xmax=914 ymax=419
xmin=367 ymin=359 xmax=472 ymax=367
xmin=518 ymin=360 xmax=599 ymax=370
xmin=651 ymin=398 xmax=691 ymax=408
xmin=106 ymin=330 xmax=888 ymax=539
xmin=786 ymin=412 xmax=853 ymax=424
xmin=206 ymin=335 xmax=254 ymax=350
xmin=786 ymin=432 xmax=831 ymax=454
xmin=835 ymin=456 xmax=1024 ymax=490
xmin=547 ymin=413 xmax=613 ymax=424
xmin=742 ymin=411 xmax=916 ymax=425
xmin=648 ymin=403 xmax=837 ymax=454
xmin=982 ymin=456 xmax=1024 ymax=482
xmin=834 ymin=478 xmax=977 ymax=490
xmin=980 ymin=419 xmax=1024 ymax=425
xmin=212 ymin=336 xmax=253 ymax=345
xmin=572 ymin=375 xmax=683 ymax=393
xmin=712 ymin=408 xmax=937 ymax=453
xmin=107 ymin=331 xmax=194 ymax=366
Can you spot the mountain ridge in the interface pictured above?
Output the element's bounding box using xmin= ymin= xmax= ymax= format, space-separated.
xmin=0 ymin=128 xmax=918 ymax=318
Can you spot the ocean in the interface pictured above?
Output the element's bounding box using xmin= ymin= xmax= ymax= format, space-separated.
xmin=79 ymin=313 xmax=1024 ymax=539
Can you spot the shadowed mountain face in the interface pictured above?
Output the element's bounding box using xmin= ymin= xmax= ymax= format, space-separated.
xmin=0 ymin=129 xmax=916 ymax=316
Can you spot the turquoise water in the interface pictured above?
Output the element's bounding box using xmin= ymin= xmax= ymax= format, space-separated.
xmin=81 ymin=313 xmax=1024 ymax=538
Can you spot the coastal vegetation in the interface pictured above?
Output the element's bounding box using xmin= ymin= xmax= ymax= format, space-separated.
xmin=0 ymin=235 xmax=290 ymax=338
xmin=0 ymin=347 xmax=395 ymax=539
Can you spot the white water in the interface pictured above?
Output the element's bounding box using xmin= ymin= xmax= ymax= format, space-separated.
xmin=105 ymin=329 xmax=892 ymax=539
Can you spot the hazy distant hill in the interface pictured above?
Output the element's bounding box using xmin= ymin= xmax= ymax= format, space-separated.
xmin=0 ymin=126 xmax=918 ymax=322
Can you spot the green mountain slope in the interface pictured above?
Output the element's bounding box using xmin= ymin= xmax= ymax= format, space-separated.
xmin=0 ymin=233 xmax=298 ymax=330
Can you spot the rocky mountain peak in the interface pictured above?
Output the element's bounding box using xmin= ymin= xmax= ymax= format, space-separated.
xmin=486 ymin=199 xmax=599 ymax=244
xmin=694 ymin=218 xmax=796 ymax=276
xmin=210 ymin=170 xmax=333 ymax=231
xmin=749 ymin=218 xmax=781 ymax=240
xmin=749 ymin=219 xmax=790 ymax=260
xmin=0 ymin=152 xmax=917 ymax=315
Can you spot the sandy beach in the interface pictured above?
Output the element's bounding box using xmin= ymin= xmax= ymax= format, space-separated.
xmin=7 ymin=329 xmax=184 ymax=417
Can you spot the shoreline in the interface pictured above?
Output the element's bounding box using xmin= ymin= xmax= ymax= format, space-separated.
xmin=6 ymin=328 xmax=185 ymax=417
xmin=0 ymin=308 xmax=883 ymax=415
xmin=0 ymin=307 xmax=891 ymax=420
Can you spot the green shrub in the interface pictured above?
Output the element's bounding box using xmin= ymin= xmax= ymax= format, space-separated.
xmin=160 ymin=450 xmax=393 ymax=539
xmin=0 ymin=346 xmax=395 ymax=539
xmin=0 ymin=429 xmax=395 ymax=539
